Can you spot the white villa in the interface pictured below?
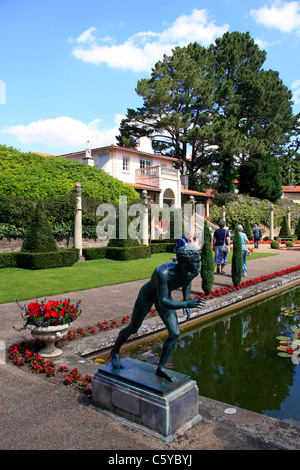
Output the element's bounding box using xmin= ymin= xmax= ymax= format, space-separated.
xmin=60 ymin=137 xmax=213 ymax=217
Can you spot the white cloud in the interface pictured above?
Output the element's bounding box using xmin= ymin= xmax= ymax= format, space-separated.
xmin=71 ymin=9 xmax=229 ymax=72
xmin=253 ymin=37 xmax=281 ymax=50
xmin=250 ymin=1 xmax=300 ymax=33
xmin=1 ymin=115 xmax=124 ymax=151
xmin=292 ymin=79 xmax=300 ymax=104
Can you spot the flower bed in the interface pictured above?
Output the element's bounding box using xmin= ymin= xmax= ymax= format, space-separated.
xmin=194 ymin=265 xmax=300 ymax=300
xmin=9 ymin=265 xmax=300 ymax=390
xmin=9 ymin=340 xmax=93 ymax=394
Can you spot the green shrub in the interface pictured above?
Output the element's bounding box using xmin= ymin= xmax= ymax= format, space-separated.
xmin=82 ymin=247 xmax=107 ymax=260
xmin=0 ymin=252 xmax=18 ymax=268
xmin=286 ymin=241 xmax=294 ymax=247
xmin=278 ymin=215 xmax=292 ymax=238
xmin=231 ymin=225 xmax=243 ymax=287
xmin=105 ymin=246 xmax=151 ymax=261
xmin=295 ymin=217 xmax=300 ymax=239
xmin=244 ymin=218 xmax=252 ymax=240
xmin=150 ymin=242 xmax=175 ymax=254
xmin=0 ymin=145 xmax=138 ymax=203
xmin=271 ymin=240 xmax=280 ymax=249
xmin=210 ymin=193 xmax=300 ymax=230
xmin=21 ymin=201 xmax=57 ymax=253
xmin=0 ymin=224 xmax=26 ymax=240
xmin=201 ymin=221 xmax=215 ymax=295
xmin=16 ymin=249 xmax=79 ymax=270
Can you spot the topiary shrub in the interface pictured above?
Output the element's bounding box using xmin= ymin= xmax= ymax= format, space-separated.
xmin=21 ymin=201 xmax=57 ymax=253
xmin=231 ymin=225 xmax=243 ymax=287
xmin=82 ymin=247 xmax=107 ymax=260
xmin=286 ymin=241 xmax=294 ymax=247
xmin=16 ymin=249 xmax=79 ymax=270
xmin=0 ymin=252 xmax=18 ymax=268
xmin=105 ymin=245 xmax=151 ymax=261
xmin=150 ymin=242 xmax=175 ymax=254
xmin=271 ymin=240 xmax=280 ymax=249
xmin=278 ymin=215 xmax=292 ymax=238
xmin=200 ymin=221 xmax=215 ymax=295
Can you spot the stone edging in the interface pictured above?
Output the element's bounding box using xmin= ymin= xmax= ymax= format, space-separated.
xmin=64 ymin=271 xmax=300 ymax=357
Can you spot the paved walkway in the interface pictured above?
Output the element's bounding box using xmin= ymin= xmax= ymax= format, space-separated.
xmin=1 ymin=244 xmax=300 ymax=451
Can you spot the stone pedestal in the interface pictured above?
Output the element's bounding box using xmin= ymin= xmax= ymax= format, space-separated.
xmin=91 ymin=358 xmax=201 ymax=443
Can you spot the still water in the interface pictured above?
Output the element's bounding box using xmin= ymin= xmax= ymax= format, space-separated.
xmin=136 ymin=286 xmax=300 ymax=426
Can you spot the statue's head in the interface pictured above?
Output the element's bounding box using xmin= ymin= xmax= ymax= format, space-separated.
xmin=176 ymin=246 xmax=200 ymax=277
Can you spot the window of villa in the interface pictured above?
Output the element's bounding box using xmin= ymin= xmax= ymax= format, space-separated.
xmin=140 ymin=159 xmax=152 ymax=168
xmin=123 ymin=157 xmax=130 ymax=172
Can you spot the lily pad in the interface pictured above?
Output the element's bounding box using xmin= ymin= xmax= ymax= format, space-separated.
xmin=277 ymin=352 xmax=293 ymax=358
xmin=276 ymin=336 xmax=291 ymax=341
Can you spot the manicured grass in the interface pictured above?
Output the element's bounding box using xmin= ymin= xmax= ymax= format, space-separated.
xmin=0 ymin=251 xmax=277 ymax=304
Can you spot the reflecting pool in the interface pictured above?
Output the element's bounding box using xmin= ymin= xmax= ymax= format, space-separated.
xmin=135 ymin=286 xmax=300 ymax=426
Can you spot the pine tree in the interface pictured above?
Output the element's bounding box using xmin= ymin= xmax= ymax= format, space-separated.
xmin=238 ymin=153 xmax=282 ymax=202
xmin=21 ymin=201 xmax=57 ymax=253
xmin=231 ymin=225 xmax=243 ymax=287
xmin=201 ymin=221 xmax=215 ymax=295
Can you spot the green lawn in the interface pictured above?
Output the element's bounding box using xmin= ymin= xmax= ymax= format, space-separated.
xmin=0 ymin=251 xmax=277 ymax=304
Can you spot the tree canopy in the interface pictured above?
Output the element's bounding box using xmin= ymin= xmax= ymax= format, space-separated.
xmin=117 ymin=31 xmax=299 ymax=196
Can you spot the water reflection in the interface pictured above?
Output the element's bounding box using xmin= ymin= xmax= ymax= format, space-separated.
xmin=140 ymin=287 xmax=300 ymax=425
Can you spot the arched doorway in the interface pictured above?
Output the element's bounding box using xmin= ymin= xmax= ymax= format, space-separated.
xmin=163 ymin=188 xmax=175 ymax=207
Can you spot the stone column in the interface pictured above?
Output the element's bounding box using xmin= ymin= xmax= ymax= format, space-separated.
xmin=205 ymin=198 xmax=210 ymax=218
xmin=140 ymin=190 xmax=149 ymax=246
xmin=73 ymin=182 xmax=84 ymax=260
xmin=0 ymin=341 xmax=6 ymax=364
xmin=269 ymin=205 xmax=274 ymax=240
xmin=189 ymin=196 xmax=195 ymax=234
xmin=287 ymin=206 xmax=291 ymax=230
xmin=222 ymin=205 xmax=226 ymax=224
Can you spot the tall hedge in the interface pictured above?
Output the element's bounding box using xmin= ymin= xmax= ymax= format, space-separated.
xmin=231 ymin=225 xmax=243 ymax=287
xmin=0 ymin=145 xmax=138 ymax=203
xmin=200 ymin=221 xmax=215 ymax=295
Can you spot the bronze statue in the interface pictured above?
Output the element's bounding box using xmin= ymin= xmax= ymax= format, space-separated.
xmin=111 ymin=246 xmax=205 ymax=381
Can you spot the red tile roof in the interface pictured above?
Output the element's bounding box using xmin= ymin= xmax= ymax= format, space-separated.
xmin=181 ymin=188 xmax=214 ymax=198
xmin=60 ymin=144 xmax=179 ymax=162
xmin=282 ymin=186 xmax=300 ymax=193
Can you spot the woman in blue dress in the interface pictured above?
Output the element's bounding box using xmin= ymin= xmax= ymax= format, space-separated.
xmin=213 ymin=221 xmax=230 ymax=274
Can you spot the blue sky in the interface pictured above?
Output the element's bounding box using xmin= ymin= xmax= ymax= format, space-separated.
xmin=0 ymin=0 xmax=300 ymax=156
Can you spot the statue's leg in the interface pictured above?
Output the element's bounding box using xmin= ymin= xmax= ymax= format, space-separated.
xmin=156 ymin=309 xmax=180 ymax=381
xmin=111 ymin=284 xmax=153 ymax=369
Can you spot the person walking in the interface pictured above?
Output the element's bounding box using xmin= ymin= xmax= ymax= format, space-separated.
xmin=252 ymin=223 xmax=262 ymax=248
xmin=237 ymin=224 xmax=249 ymax=276
xmin=213 ymin=221 xmax=230 ymax=274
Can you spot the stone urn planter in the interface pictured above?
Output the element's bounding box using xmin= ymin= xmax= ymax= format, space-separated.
xmin=27 ymin=323 xmax=71 ymax=357
xmin=18 ymin=298 xmax=82 ymax=357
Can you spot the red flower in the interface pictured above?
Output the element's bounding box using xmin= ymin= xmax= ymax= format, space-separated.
xmin=27 ymin=302 xmax=40 ymax=316
xmin=285 ymin=348 xmax=294 ymax=354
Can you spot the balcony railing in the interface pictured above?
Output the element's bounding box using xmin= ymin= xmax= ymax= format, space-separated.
xmin=135 ymin=165 xmax=178 ymax=182
xmin=135 ymin=166 xmax=159 ymax=178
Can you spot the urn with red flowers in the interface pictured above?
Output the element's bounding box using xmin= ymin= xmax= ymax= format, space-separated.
xmin=18 ymin=298 xmax=82 ymax=357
